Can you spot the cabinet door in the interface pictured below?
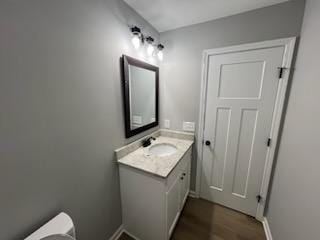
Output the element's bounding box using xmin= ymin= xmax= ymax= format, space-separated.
xmin=180 ymin=161 xmax=191 ymax=209
xmin=166 ymin=176 xmax=180 ymax=238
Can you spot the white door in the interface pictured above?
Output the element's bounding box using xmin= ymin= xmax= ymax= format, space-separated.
xmin=200 ymin=45 xmax=285 ymax=216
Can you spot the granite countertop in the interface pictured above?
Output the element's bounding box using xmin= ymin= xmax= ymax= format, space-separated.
xmin=116 ymin=134 xmax=193 ymax=178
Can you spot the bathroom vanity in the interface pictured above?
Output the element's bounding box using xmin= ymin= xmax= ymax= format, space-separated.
xmin=115 ymin=130 xmax=194 ymax=240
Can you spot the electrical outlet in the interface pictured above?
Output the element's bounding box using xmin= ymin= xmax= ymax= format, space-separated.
xmin=164 ymin=119 xmax=170 ymax=129
xmin=183 ymin=121 xmax=195 ymax=132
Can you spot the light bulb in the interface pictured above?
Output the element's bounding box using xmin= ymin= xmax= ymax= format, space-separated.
xmin=131 ymin=35 xmax=140 ymax=49
xmin=147 ymin=44 xmax=154 ymax=56
xmin=157 ymin=50 xmax=163 ymax=61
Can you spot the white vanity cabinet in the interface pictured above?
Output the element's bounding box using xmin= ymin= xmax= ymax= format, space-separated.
xmin=166 ymin=155 xmax=191 ymax=236
xmin=119 ymin=147 xmax=192 ymax=240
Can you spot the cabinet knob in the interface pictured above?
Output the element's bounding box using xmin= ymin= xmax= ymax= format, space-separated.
xmin=182 ymin=173 xmax=186 ymax=176
xmin=205 ymin=140 xmax=211 ymax=146
xmin=180 ymin=177 xmax=184 ymax=180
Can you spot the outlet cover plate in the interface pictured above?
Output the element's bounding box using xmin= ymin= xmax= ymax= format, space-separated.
xmin=164 ymin=119 xmax=170 ymax=129
xmin=183 ymin=121 xmax=195 ymax=132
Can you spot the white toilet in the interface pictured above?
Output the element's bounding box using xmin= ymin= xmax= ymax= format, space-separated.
xmin=25 ymin=213 xmax=76 ymax=240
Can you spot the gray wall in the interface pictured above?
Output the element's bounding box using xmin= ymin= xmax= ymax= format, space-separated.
xmin=0 ymin=0 xmax=158 ymax=239
xmin=266 ymin=1 xmax=320 ymax=239
xmin=159 ymin=0 xmax=306 ymax=190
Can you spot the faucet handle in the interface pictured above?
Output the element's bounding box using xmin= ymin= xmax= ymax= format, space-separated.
xmin=142 ymin=136 xmax=156 ymax=147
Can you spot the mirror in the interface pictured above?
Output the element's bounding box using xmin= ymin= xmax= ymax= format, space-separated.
xmin=122 ymin=55 xmax=159 ymax=138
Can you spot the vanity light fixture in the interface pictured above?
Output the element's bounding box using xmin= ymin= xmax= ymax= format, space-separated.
xmin=157 ymin=44 xmax=164 ymax=61
xmin=130 ymin=26 xmax=165 ymax=60
xmin=131 ymin=26 xmax=141 ymax=49
xmin=146 ymin=36 xmax=155 ymax=56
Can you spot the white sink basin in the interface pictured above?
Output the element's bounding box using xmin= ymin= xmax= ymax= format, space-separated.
xmin=149 ymin=143 xmax=177 ymax=157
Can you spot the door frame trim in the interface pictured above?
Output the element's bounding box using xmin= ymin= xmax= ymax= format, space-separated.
xmin=195 ymin=37 xmax=297 ymax=221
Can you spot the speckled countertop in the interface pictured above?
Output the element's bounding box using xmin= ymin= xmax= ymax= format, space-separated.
xmin=115 ymin=130 xmax=194 ymax=178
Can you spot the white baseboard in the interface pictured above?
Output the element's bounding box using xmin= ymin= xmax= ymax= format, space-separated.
xmin=108 ymin=225 xmax=141 ymax=240
xmin=262 ymin=217 xmax=273 ymax=240
xmin=188 ymin=190 xmax=198 ymax=198
xmin=122 ymin=230 xmax=141 ymax=240
xmin=108 ymin=224 xmax=124 ymax=240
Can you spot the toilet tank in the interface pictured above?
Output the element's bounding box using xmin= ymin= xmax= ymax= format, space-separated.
xmin=25 ymin=213 xmax=75 ymax=240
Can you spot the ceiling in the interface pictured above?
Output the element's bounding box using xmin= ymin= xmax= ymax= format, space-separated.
xmin=124 ymin=0 xmax=290 ymax=32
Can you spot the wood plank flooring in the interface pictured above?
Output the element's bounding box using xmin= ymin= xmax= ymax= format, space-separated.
xmin=118 ymin=197 xmax=266 ymax=240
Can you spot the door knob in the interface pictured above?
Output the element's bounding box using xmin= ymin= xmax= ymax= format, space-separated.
xmin=205 ymin=140 xmax=211 ymax=146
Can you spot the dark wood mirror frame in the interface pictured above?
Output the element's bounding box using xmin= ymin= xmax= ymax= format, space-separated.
xmin=121 ymin=55 xmax=159 ymax=138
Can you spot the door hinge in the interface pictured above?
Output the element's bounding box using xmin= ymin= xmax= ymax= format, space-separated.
xmin=278 ymin=67 xmax=288 ymax=79
xmin=256 ymin=195 xmax=262 ymax=203
xmin=267 ymin=138 xmax=271 ymax=147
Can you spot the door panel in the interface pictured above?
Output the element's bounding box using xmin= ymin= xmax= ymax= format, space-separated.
xmin=219 ymin=61 xmax=265 ymax=99
xmin=232 ymin=109 xmax=258 ymax=197
xmin=166 ymin=177 xmax=180 ymax=236
xmin=180 ymin=160 xmax=191 ymax=209
xmin=210 ymin=108 xmax=231 ymax=191
xmin=200 ymin=46 xmax=285 ymax=216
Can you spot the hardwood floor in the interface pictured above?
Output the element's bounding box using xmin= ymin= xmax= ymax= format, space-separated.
xmin=118 ymin=197 xmax=266 ymax=240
